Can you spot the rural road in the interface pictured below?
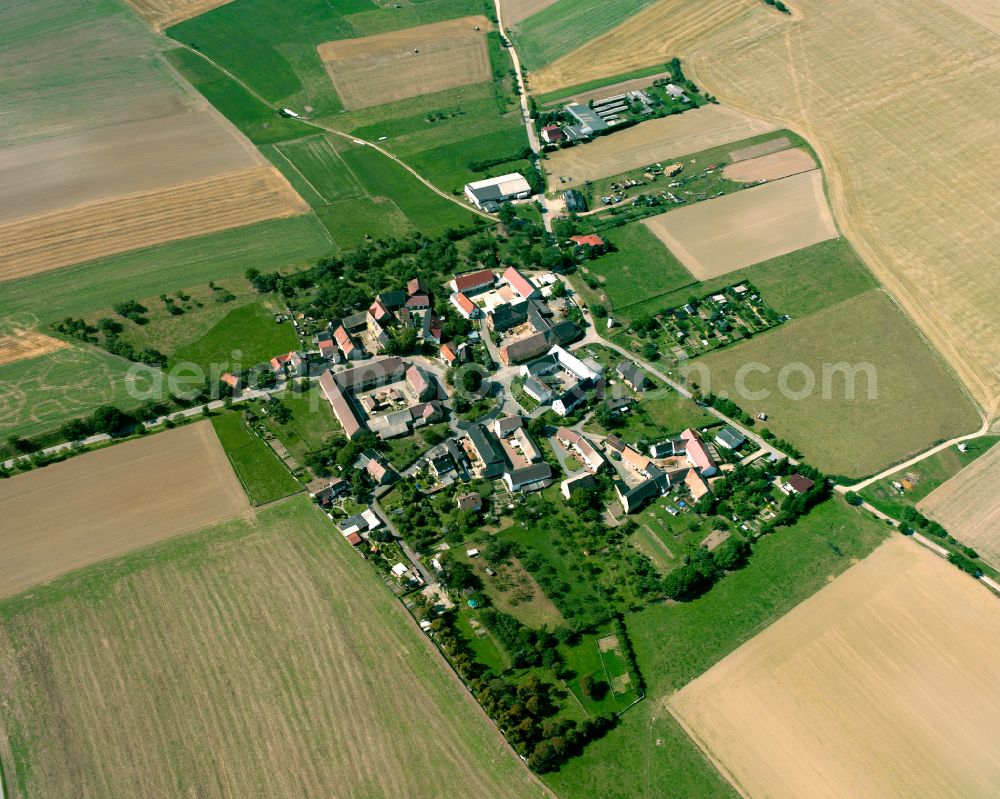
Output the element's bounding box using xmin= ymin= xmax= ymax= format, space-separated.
xmin=492 ymin=0 xmax=552 ymax=233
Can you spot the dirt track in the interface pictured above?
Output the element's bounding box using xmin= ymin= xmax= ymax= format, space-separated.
xmin=0 ymin=421 xmax=250 ymax=598
xmin=671 ymin=535 xmax=1000 ymax=799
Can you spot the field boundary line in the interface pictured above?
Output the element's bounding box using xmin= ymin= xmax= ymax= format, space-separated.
xmin=271 ymin=144 xmax=330 ymax=205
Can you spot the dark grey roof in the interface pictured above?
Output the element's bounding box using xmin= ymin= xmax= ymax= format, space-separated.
xmin=616 ymin=361 xmax=649 ymax=389
xmin=716 ymin=426 xmax=746 ymax=448
xmin=342 ymin=310 xmax=368 ymax=331
xmin=490 ymin=301 xmax=528 ymax=331
xmin=378 ymin=289 xmax=407 ymax=308
xmin=522 ymin=376 xmax=553 ymax=400
xmin=549 ymin=320 xmax=581 ymax=345
xmin=523 ymin=353 xmax=558 ymax=377
xmin=565 ymin=103 xmax=609 ymax=132
xmin=507 ymin=463 xmax=553 ymax=484
xmin=467 ymin=424 xmax=504 ymax=467
xmin=563 ymin=189 xmax=588 ymax=212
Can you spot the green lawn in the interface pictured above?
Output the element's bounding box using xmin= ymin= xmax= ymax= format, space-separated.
xmin=0 ymin=345 xmax=158 ymax=442
xmin=381 ymin=423 xmax=450 ymax=469
xmin=0 ymin=216 xmax=333 ymax=324
xmin=211 ymin=412 xmax=302 ymax=505
xmin=314 ymin=198 xmax=412 ymax=248
xmin=698 ymin=290 xmax=981 ymax=479
xmin=255 ymin=385 xmax=343 ymax=462
xmin=544 ymin=498 xmax=889 ymax=798
xmin=173 ymin=301 xmax=300 ymax=371
xmin=406 ymin=124 xmax=531 ymax=194
xmin=860 ymin=436 xmax=1000 ymax=517
xmin=339 ymin=144 xmax=479 ymax=234
xmin=584 ymin=387 xmax=715 ymax=443
xmin=510 ymin=0 xmax=658 ymax=70
xmin=584 ymin=223 xmax=696 ymax=311
xmin=268 ymin=135 xmax=365 ymax=204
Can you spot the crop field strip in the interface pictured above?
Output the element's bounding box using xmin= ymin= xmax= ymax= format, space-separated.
xmin=670 ymin=0 xmax=1000 ymax=411
xmin=0 ymin=498 xmax=544 ymax=799
xmin=526 ymin=0 xmax=758 ymax=93
xmin=642 ymin=169 xmax=838 ymax=279
xmin=123 ymin=0 xmax=235 ymax=30
xmin=317 ymin=16 xmax=493 ymax=110
xmin=0 ymin=421 xmax=249 ymax=598
xmin=670 ymin=535 xmax=1000 ymax=799
xmin=919 ymin=443 xmax=1000 ymax=569
xmin=0 ymin=331 xmax=69 ymax=367
xmin=698 ymin=289 xmax=981 ymax=478
xmin=544 ymin=105 xmax=776 ymax=191
xmin=721 ymin=147 xmax=815 ymax=182
xmin=0 ymin=167 xmax=309 ymax=281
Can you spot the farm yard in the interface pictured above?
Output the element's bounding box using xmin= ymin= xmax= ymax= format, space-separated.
xmin=317 ymin=16 xmax=493 ymax=110
xmin=0 ymin=421 xmax=248 ymax=598
xmin=670 ymin=535 xmax=1000 ymax=799
xmin=0 ymin=497 xmax=543 ymax=799
xmin=919 ymin=443 xmax=1000 ymax=569
xmin=698 ymin=290 xmax=980 ymax=478
xmin=545 ymin=105 xmax=776 ymax=190
xmin=679 ymin=0 xmax=1000 ymax=411
xmin=642 ymin=170 xmax=838 ymax=279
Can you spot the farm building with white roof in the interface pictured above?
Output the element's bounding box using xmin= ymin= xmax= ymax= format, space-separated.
xmin=464 ymin=173 xmax=532 ymax=211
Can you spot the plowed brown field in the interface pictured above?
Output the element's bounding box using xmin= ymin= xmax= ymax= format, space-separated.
xmin=0 ymin=166 xmax=308 ymax=281
xmin=920 ymin=443 xmax=1000 ymax=568
xmin=318 ymin=16 xmax=492 ymax=110
xmin=0 ymin=421 xmax=249 ymax=598
xmin=671 ymin=535 xmax=1000 ymax=799
xmin=0 ymin=331 xmax=69 ymax=367
xmin=722 ymin=147 xmax=815 ymax=182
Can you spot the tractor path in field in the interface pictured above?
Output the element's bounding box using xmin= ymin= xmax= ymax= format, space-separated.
xmin=165 ymin=39 xmax=495 ymax=225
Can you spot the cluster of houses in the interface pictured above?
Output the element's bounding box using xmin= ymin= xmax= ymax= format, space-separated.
xmin=461 ymin=416 xmax=554 ymax=493
xmin=315 ymin=276 xmax=443 ymax=364
xmin=520 ymin=345 xmax=602 ymax=416
xmin=318 ymin=357 xmax=442 ymax=441
xmin=447 ymin=266 xmax=582 ymax=366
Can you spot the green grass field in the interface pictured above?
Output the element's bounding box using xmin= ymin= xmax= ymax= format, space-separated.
xmin=0 ymin=345 xmax=157 ymax=442
xmin=698 ymin=290 xmax=981 ymax=478
xmin=268 ymin=136 xmax=364 ymax=203
xmin=167 ymin=0 xmax=480 ymax=114
xmin=0 ymin=496 xmax=541 ymax=797
xmin=0 ymin=216 xmax=333 ymax=324
xmin=860 ymin=436 xmax=1000 ymax=517
xmin=584 ymin=223 xmax=696 ymax=310
xmin=544 ymin=498 xmax=889 ymax=798
xmin=510 ymin=0 xmax=658 ymax=70
xmin=584 ymin=387 xmax=716 ymax=443
xmin=254 ymin=386 xmax=342 ymax=462
xmin=174 ymin=301 xmax=300 ymax=371
xmin=211 ymin=412 xmax=302 ymax=504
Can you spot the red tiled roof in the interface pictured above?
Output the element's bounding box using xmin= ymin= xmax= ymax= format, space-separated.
xmin=502 ymin=266 xmax=537 ymax=300
xmin=453 ymin=292 xmax=475 ymax=315
xmin=345 ymin=532 xmax=363 ymax=546
xmin=440 ymin=343 xmax=457 ymax=363
xmin=570 ymin=234 xmax=605 ymax=247
xmin=454 ymin=269 xmax=495 ymax=292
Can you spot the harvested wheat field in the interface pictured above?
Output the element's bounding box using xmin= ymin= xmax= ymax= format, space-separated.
xmin=920 ymin=443 xmax=1000 ymax=568
xmin=728 ymin=136 xmax=789 ymax=162
xmin=643 ymin=170 xmax=837 ymax=279
xmin=545 ymin=105 xmax=775 ymax=190
xmin=671 ymin=535 xmax=1000 ymax=799
xmin=0 ymin=111 xmax=262 ymax=225
xmin=0 ymin=167 xmax=308 ymax=281
xmin=318 ymin=16 xmax=492 ymax=110
xmin=527 ymin=0 xmax=758 ymax=94
xmin=722 ymin=147 xmax=815 ymax=182
xmin=123 ymin=0 xmax=234 ymax=29
xmin=500 ymin=0 xmax=560 ymax=26
xmin=0 ymin=330 xmax=69 ymax=367
xmin=0 ymin=497 xmax=544 ymax=799
xmin=667 ymin=0 xmax=1000 ymax=412
xmin=0 ymin=421 xmax=249 ymax=598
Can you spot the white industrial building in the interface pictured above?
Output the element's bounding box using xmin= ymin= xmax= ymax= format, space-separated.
xmin=464 ymin=173 xmax=533 ymax=212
